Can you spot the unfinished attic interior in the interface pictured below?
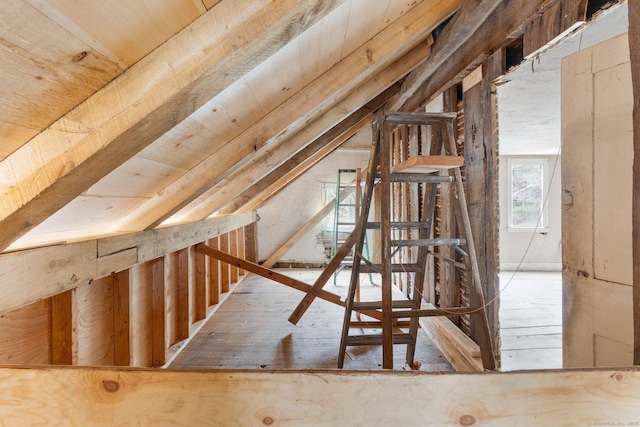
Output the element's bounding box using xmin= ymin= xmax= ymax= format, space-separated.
xmin=1 ymin=0 xmax=639 ymax=423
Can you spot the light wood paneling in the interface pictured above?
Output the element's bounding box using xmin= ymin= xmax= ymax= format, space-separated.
xmin=51 ymin=290 xmax=77 ymax=365
xmin=75 ymin=277 xmax=114 ymax=366
xmin=129 ymin=264 xmax=153 ymax=367
xmin=0 ymin=299 xmax=51 ymax=365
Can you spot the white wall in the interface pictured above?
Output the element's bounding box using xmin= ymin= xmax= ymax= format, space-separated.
xmin=499 ymin=155 xmax=562 ymax=271
xmin=257 ymin=148 xmax=370 ymax=264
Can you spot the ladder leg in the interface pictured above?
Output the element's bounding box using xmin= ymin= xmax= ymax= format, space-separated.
xmin=445 ymin=121 xmax=496 ymax=371
xmin=380 ymin=119 xmax=394 ymax=369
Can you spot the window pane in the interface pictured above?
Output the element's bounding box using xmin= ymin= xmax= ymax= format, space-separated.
xmin=511 ymin=163 xmax=544 ymax=228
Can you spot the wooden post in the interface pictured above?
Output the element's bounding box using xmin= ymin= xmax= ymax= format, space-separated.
xmin=165 ymin=252 xmax=180 ymax=349
xmin=194 ymin=249 xmax=207 ymax=321
xmin=219 ymin=233 xmax=231 ymax=293
xmin=51 ymin=290 xmax=77 ymax=365
xmin=462 ymin=49 xmax=505 ymax=362
xmin=237 ymin=227 xmax=245 ymax=276
xmin=630 ymin=0 xmax=640 ymax=366
xmin=208 ymin=237 xmax=220 ymax=306
xmin=151 ymin=258 xmax=165 ymax=367
xmin=177 ymin=249 xmax=190 ymax=340
xmin=112 ymin=270 xmax=131 ymax=366
xmin=229 ymin=230 xmax=239 ymax=284
xmin=244 ymin=222 xmax=258 ymax=264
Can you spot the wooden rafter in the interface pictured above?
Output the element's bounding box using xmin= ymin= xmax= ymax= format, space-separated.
xmin=0 ymin=0 xmax=344 ymax=251
xmin=388 ymin=0 xmax=550 ymax=111
xmin=110 ymin=0 xmax=462 ymax=232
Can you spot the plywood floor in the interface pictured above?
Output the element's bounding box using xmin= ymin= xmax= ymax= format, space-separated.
xmin=170 ymin=269 xmax=453 ymax=371
xmin=499 ymin=271 xmax=562 ymax=371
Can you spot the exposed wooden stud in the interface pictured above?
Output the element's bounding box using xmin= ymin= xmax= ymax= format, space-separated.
xmin=207 ymin=237 xmax=220 ymax=306
xmin=0 ymin=213 xmax=254 ymax=316
xmin=244 ymin=223 xmax=259 ymax=263
xmin=229 ymin=230 xmax=239 ymax=284
xmin=112 ymin=270 xmax=131 ymax=366
xmin=630 ymin=0 xmax=640 ymax=365
xmin=164 ymin=253 xmax=180 ymax=349
xmin=151 ymin=258 xmax=165 ymax=367
xmin=51 ymin=290 xmax=77 ymax=366
xmin=177 ymin=249 xmax=190 ymax=341
xmin=194 ymin=249 xmax=207 ymax=321
xmin=0 ymin=0 xmax=344 ymax=251
xmin=219 ymin=234 xmax=231 ymax=294
xmin=237 ymin=228 xmax=246 ymax=277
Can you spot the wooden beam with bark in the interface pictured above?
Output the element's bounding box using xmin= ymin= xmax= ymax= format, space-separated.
xmin=388 ymin=0 xmax=550 ymax=112
xmin=0 ymin=0 xmax=344 ymax=251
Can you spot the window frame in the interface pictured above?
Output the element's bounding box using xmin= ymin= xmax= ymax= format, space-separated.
xmin=506 ymin=157 xmax=549 ymax=233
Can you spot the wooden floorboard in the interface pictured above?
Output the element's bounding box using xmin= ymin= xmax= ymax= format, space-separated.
xmin=499 ymin=271 xmax=562 ymax=371
xmin=169 ymin=269 xmax=453 ymax=371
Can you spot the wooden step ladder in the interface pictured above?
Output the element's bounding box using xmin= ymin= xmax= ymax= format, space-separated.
xmin=337 ymin=111 xmax=496 ymax=370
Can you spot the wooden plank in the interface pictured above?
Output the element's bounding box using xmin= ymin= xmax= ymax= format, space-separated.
xmin=391 ymin=155 xmax=463 ymax=174
xmin=129 ymin=264 xmax=153 ymax=367
xmin=631 ymin=0 xmax=640 ymax=365
xmin=419 ymin=303 xmax=482 ymax=372
xmin=112 ymin=270 xmax=131 ymax=366
xmin=0 ymin=0 xmax=344 ymax=252
xmin=75 ymin=277 xmax=115 ymax=366
xmin=237 ymin=228 xmax=245 ymax=276
xmin=244 ymin=222 xmax=259 ymax=263
xmin=218 ymin=84 xmax=399 ymax=215
xmin=0 ymin=299 xmax=52 ymax=365
xmin=0 ymin=367 xmax=639 ymax=424
xmin=207 ymin=237 xmax=220 ymax=306
xmin=51 ymin=290 xmax=76 ymax=365
xmin=151 ymin=258 xmax=165 ymax=367
xmin=164 ymin=253 xmax=180 ymax=348
xmin=195 ymin=244 xmax=344 ymax=307
xmin=288 ymin=232 xmax=357 ymax=325
xmin=177 ymin=249 xmax=190 ymax=341
xmin=390 ymin=0 xmax=548 ymax=111
xmin=194 ymin=250 xmax=206 ymax=321
xmin=114 ymin=0 xmax=459 ymax=230
xmin=523 ymin=0 xmax=587 ymax=57
xmin=218 ymin=234 xmax=230 ymax=294
xmin=229 ymin=230 xmax=239 ymax=284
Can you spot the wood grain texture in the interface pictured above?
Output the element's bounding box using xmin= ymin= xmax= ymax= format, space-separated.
xmin=523 ymin=0 xmax=586 ymax=57
xmin=391 ymin=0 xmax=548 ymax=111
xmin=51 ymin=290 xmax=77 ymax=365
xmin=75 ymin=277 xmax=115 ymax=366
xmin=1 ymin=367 xmax=639 ymax=425
xmin=114 ymin=0 xmax=457 ymax=230
xmin=0 ymin=0 xmax=344 ymax=251
xmin=629 ymin=0 xmax=640 ymax=365
xmin=0 ymin=299 xmax=51 ymax=365
xmin=0 ymin=213 xmax=254 ymax=315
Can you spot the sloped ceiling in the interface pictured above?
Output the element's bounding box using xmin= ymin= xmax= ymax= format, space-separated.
xmin=0 ymin=0 xmax=465 ymax=251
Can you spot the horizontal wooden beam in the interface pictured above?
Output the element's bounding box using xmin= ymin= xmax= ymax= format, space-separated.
xmin=0 ymin=0 xmax=343 ymax=251
xmin=0 ymin=366 xmax=638 ymax=424
xmin=0 ymin=213 xmax=255 ymax=314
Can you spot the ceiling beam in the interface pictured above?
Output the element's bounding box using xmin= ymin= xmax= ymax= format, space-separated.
xmin=388 ymin=0 xmax=551 ymax=112
xmin=187 ymin=83 xmax=400 ymax=220
xmin=0 ymin=0 xmax=344 ymax=252
xmin=110 ymin=0 xmax=462 ymax=232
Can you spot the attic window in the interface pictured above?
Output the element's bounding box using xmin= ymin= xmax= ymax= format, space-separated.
xmin=507 ymin=158 xmax=548 ymax=232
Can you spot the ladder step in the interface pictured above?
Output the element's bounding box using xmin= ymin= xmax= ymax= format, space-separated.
xmin=391 ymin=156 xmax=464 ymax=174
xmin=337 ymin=221 xmax=355 ymax=226
xmin=345 ymin=333 xmax=413 ymax=346
xmin=390 ymin=306 xmax=477 ymax=319
xmin=367 ymin=221 xmax=431 ymax=229
xmin=391 ymin=238 xmax=465 ymax=247
xmin=358 ymin=263 xmax=423 ymax=273
xmin=383 ymin=111 xmax=457 ymax=125
xmin=388 ymin=173 xmax=454 ymax=183
xmin=352 ymin=300 xmax=418 ymax=310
